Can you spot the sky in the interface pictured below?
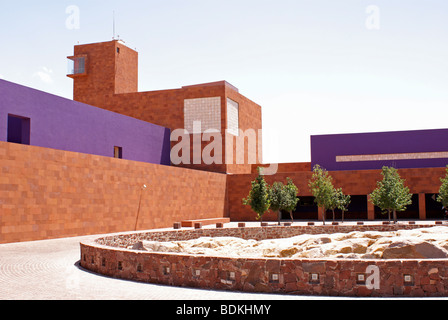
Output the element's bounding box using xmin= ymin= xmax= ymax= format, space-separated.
xmin=0 ymin=0 xmax=447 ymax=163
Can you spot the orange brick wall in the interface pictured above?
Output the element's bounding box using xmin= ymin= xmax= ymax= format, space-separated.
xmin=227 ymin=167 xmax=447 ymax=221
xmin=97 ymin=83 xmax=263 ymax=174
xmin=68 ymin=41 xmax=263 ymax=173
xmin=72 ymin=40 xmax=138 ymax=107
xmin=0 ymin=142 xmax=227 ymax=244
xmin=225 ymin=86 xmax=263 ymax=174
xmin=251 ymin=162 xmax=312 ymax=174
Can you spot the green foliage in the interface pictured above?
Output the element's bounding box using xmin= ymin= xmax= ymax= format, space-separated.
xmin=284 ymin=178 xmax=300 ymax=214
xmin=268 ymin=178 xmax=300 ymax=224
xmin=309 ymin=165 xmax=352 ymax=223
xmin=334 ymin=188 xmax=351 ymax=222
xmin=243 ymin=167 xmax=270 ymax=222
xmin=437 ymin=166 xmax=448 ymax=209
xmin=268 ymin=181 xmax=286 ymax=212
xmin=369 ymin=166 xmax=412 ymax=223
xmin=309 ymin=165 xmax=335 ymax=224
xmin=268 ymin=181 xmax=286 ymax=225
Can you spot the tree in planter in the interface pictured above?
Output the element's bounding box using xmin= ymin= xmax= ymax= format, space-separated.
xmin=327 ymin=187 xmax=339 ymax=223
xmin=269 ymin=181 xmax=287 ymax=225
xmin=335 ymin=188 xmax=351 ymax=223
xmin=369 ymin=166 xmax=412 ymax=224
xmin=437 ymin=166 xmax=448 ymax=216
xmin=284 ymin=178 xmax=300 ymax=223
xmin=243 ymin=167 xmax=270 ymax=223
xmin=268 ymin=178 xmax=300 ymax=225
xmin=309 ymin=165 xmax=334 ymax=225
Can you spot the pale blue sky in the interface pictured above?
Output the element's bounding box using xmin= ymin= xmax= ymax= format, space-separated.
xmin=1 ymin=1 xmax=447 ymax=163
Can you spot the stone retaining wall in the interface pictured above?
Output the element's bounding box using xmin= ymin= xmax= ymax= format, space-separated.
xmin=80 ymin=224 xmax=448 ymax=297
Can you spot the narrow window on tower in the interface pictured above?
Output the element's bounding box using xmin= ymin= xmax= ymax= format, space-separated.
xmin=114 ymin=146 xmax=123 ymax=159
xmin=227 ymin=98 xmax=239 ymax=136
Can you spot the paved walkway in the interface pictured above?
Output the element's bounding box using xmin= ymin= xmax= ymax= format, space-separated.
xmin=0 ymin=228 xmax=315 ymax=300
xmin=1 ymin=221 xmax=446 ymax=300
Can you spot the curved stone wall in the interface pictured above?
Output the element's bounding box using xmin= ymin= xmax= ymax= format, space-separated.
xmin=80 ymin=224 xmax=448 ymax=297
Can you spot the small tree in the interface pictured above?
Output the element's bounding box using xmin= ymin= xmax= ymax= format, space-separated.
xmin=243 ymin=167 xmax=270 ymax=223
xmin=284 ymin=178 xmax=299 ymax=223
xmin=309 ymin=165 xmax=334 ymax=225
xmin=268 ymin=178 xmax=299 ymax=225
xmin=269 ymin=181 xmax=286 ymax=225
xmin=327 ymin=187 xmax=339 ymax=223
xmin=369 ymin=166 xmax=412 ymax=224
xmin=437 ymin=166 xmax=448 ymax=214
xmin=335 ymin=188 xmax=351 ymax=223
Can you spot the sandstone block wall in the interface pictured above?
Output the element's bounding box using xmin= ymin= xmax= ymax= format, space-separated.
xmin=0 ymin=142 xmax=227 ymax=244
xmin=80 ymin=225 xmax=448 ymax=297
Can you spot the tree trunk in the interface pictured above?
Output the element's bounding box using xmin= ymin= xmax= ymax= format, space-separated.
xmin=332 ymin=209 xmax=335 ymax=222
xmin=290 ymin=211 xmax=294 ymax=223
xmin=393 ymin=209 xmax=397 ymax=224
xmin=387 ymin=209 xmax=391 ymax=223
xmin=278 ymin=210 xmax=281 ymax=225
xmin=322 ymin=207 xmax=326 ymax=225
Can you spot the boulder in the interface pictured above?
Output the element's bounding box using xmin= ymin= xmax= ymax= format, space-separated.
xmin=279 ymin=246 xmax=300 ymax=257
xmin=137 ymin=240 xmax=183 ymax=253
xmin=129 ymin=241 xmax=146 ymax=251
xmin=126 ymin=227 xmax=448 ymax=260
xmin=381 ymin=240 xmax=448 ymax=259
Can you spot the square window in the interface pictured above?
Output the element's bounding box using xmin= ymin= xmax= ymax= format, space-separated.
xmin=356 ymin=273 xmax=366 ymax=285
xmin=309 ymin=273 xmax=320 ymax=284
xmin=404 ymin=274 xmax=414 ymax=286
xmin=270 ymin=273 xmax=279 ymax=283
xmin=7 ymin=114 xmax=30 ymax=145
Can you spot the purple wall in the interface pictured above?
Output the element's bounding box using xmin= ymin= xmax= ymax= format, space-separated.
xmin=0 ymin=79 xmax=171 ymax=165
xmin=311 ymin=129 xmax=448 ymax=171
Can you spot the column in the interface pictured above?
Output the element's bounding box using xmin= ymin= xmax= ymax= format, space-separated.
xmin=367 ymin=195 xmax=375 ymax=221
xmin=419 ymin=193 xmax=426 ymax=220
xmin=318 ymin=207 xmax=324 ymax=221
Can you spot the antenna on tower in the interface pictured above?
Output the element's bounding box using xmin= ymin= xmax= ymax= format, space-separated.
xmin=112 ymin=10 xmax=124 ymax=43
xmin=112 ymin=10 xmax=116 ymax=40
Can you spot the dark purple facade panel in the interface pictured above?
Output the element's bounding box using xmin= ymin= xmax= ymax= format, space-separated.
xmin=311 ymin=129 xmax=448 ymax=171
xmin=0 ymin=79 xmax=171 ymax=166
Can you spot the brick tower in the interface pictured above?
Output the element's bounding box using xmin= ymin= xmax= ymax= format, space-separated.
xmin=67 ymin=40 xmax=262 ymax=174
xmin=68 ymin=40 xmax=138 ymax=108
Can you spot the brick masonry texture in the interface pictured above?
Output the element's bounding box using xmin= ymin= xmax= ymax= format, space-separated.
xmin=227 ymin=167 xmax=447 ymax=221
xmin=0 ymin=141 xmax=227 ymax=244
xmin=80 ymin=225 xmax=448 ymax=297
xmin=1 ymin=138 xmax=446 ymax=243
xmin=69 ymin=41 xmax=263 ymax=174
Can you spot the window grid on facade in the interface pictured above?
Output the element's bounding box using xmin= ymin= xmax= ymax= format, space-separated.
xmin=184 ymin=97 xmax=221 ymax=134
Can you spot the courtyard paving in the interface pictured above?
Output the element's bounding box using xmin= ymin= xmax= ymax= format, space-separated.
xmin=0 ymin=221 xmax=446 ymax=300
